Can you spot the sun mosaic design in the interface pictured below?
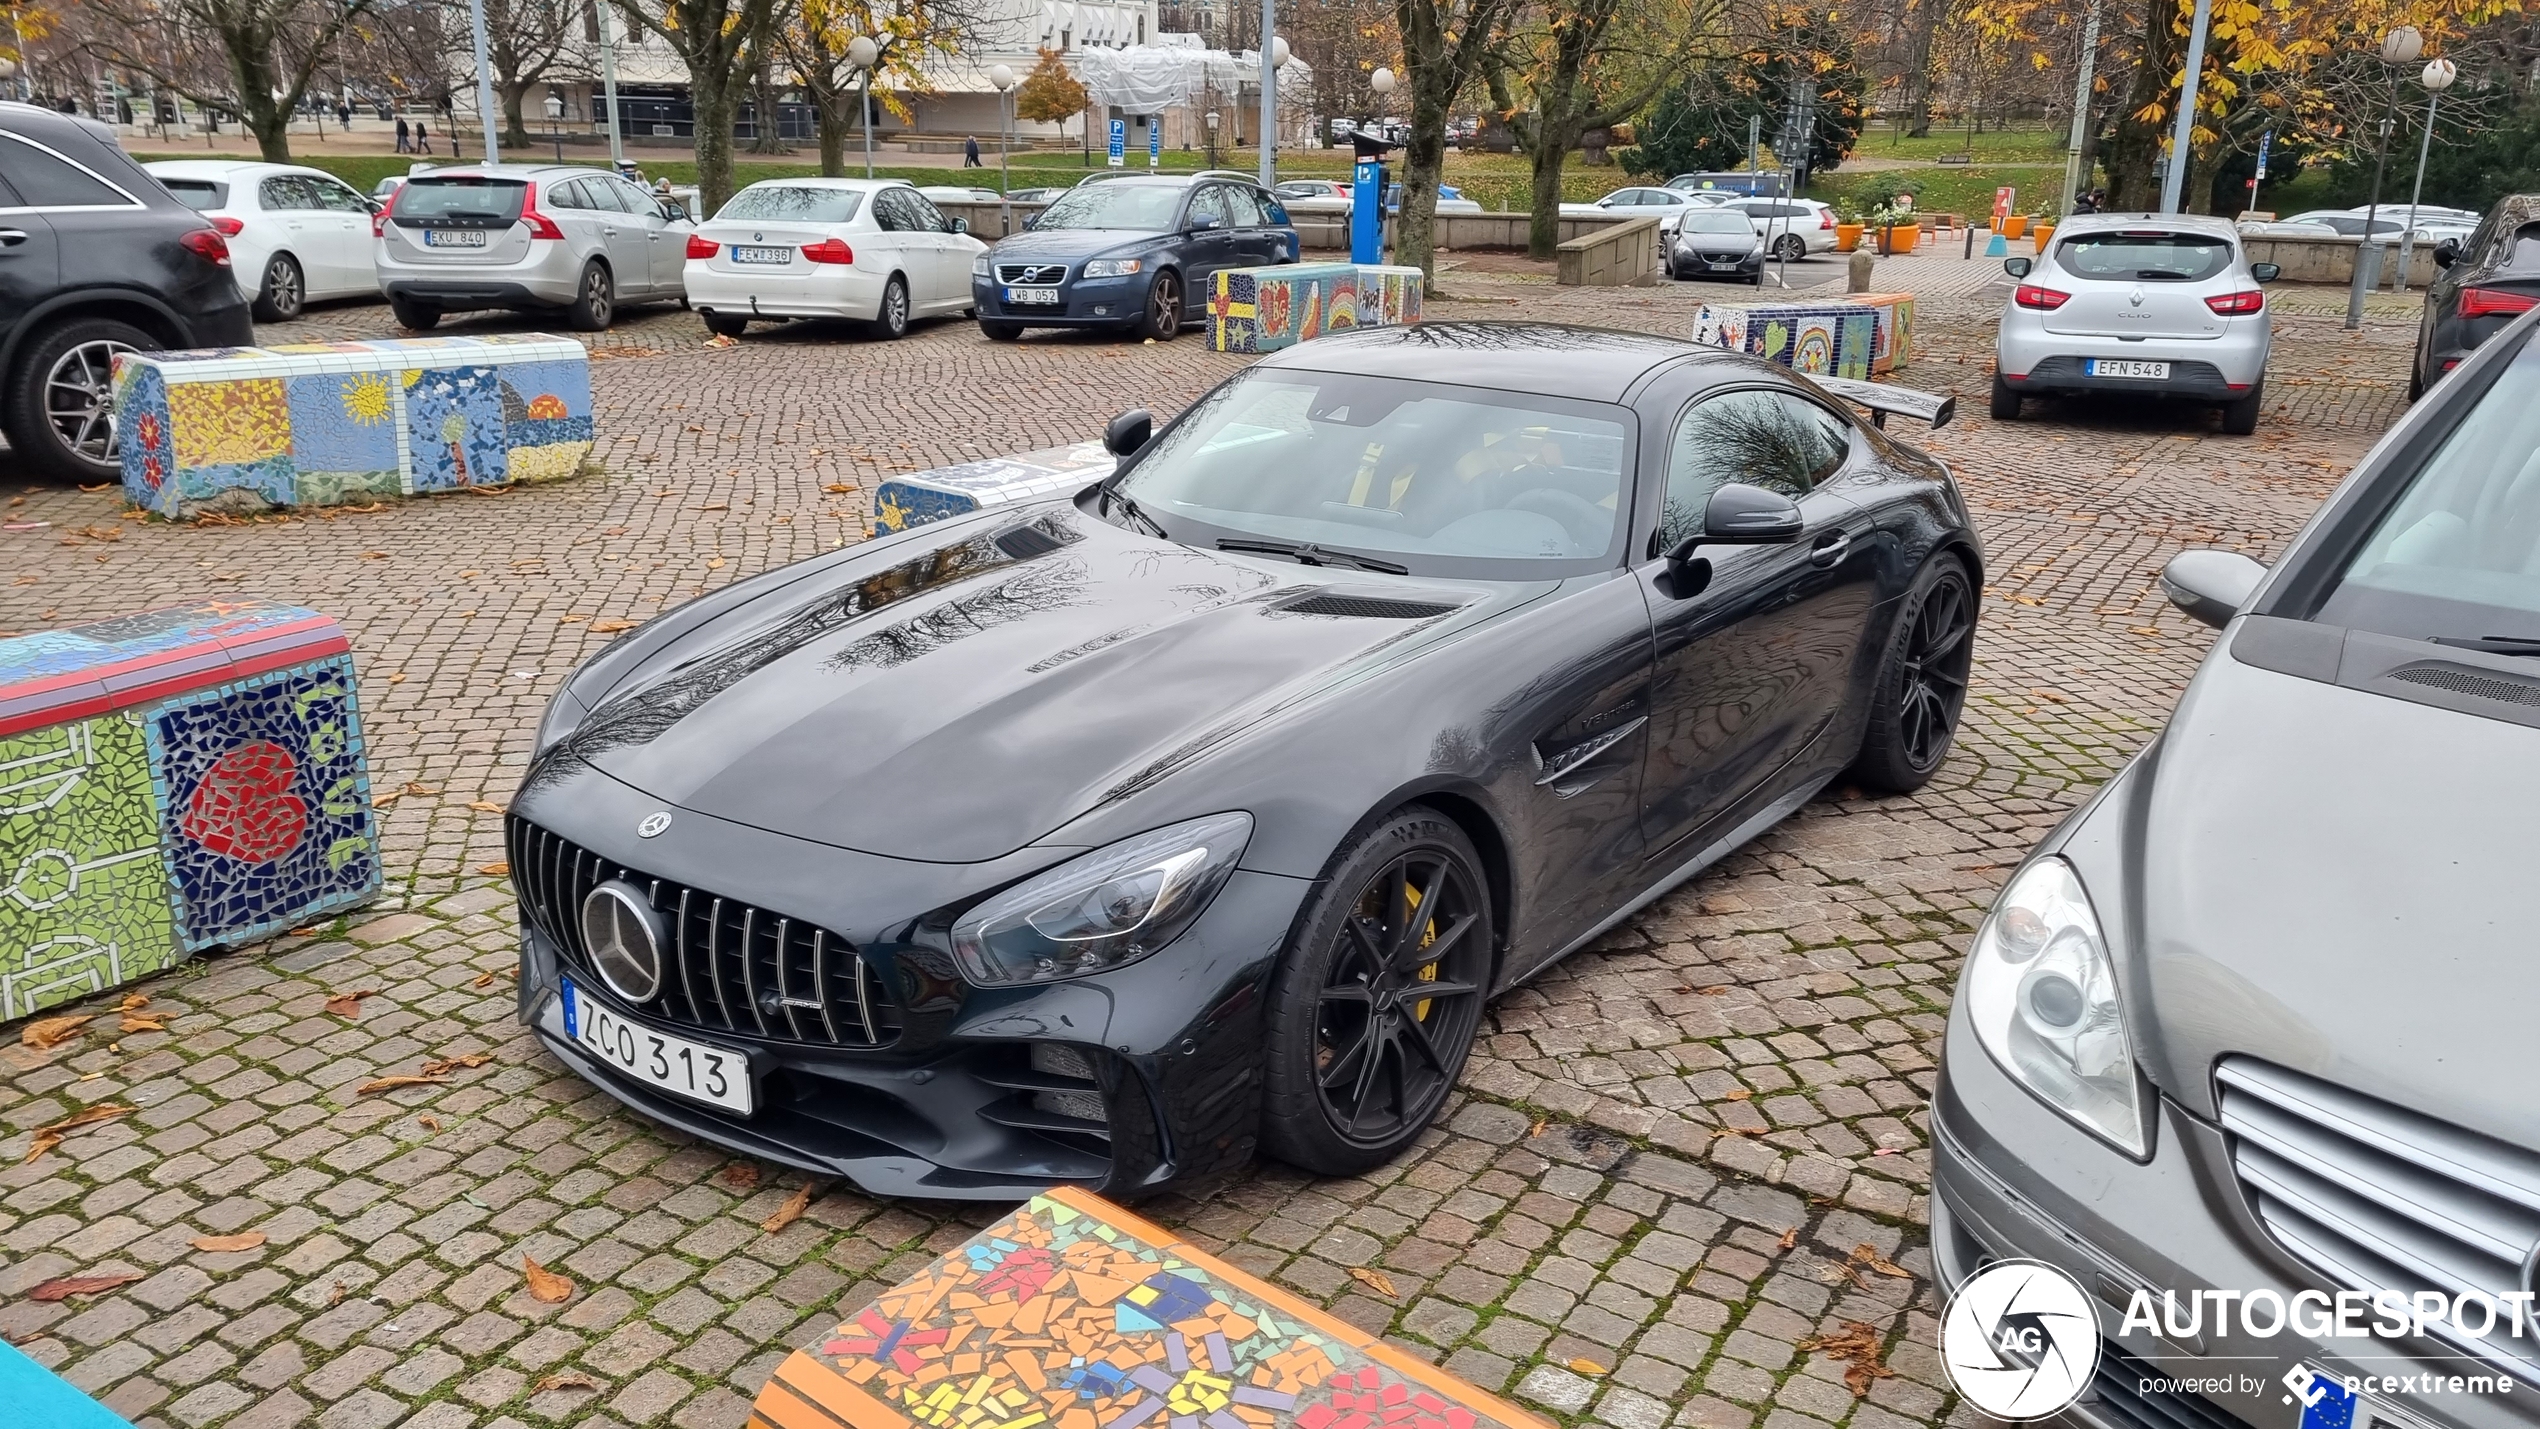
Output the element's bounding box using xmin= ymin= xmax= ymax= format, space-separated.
xmin=751 ymin=1189 xmax=1537 ymax=1429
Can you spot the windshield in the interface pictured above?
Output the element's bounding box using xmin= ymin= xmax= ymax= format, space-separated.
xmin=2318 ymin=330 xmax=2540 ymax=643
xmin=717 ymin=185 xmax=862 ymax=223
xmin=2055 ymin=231 xmax=2233 ymax=282
xmin=1111 ymin=370 xmax=1632 ymax=577
xmin=1680 ymin=211 xmax=1756 ymax=237
xmin=397 ymin=177 xmax=527 ymax=222
xmin=1035 ymin=184 xmax=1184 ymax=231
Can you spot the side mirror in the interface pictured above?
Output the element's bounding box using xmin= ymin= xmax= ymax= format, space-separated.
xmin=2002 ymin=256 xmax=2033 ymax=279
xmin=2160 ymin=550 xmax=2267 ymax=629
xmin=1104 ymin=408 xmax=1153 ymax=457
xmin=949 ymin=216 xmax=969 ymax=235
xmin=1701 ymin=482 xmax=1806 ymax=543
xmin=1189 ymin=215 xmax=1223 ymax=232
xmin=2248 ymin=261 xmax=2280 ymax=283
xmin=1023 ymin=213 xmax=1039 ymax=230
xmin=2434 ymin=237 xmax=2459 ymax=269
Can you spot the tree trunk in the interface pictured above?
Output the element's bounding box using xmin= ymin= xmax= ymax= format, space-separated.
xmin=1393 ymin=72 xmax=1451 ymax=287
xmin=694 ymin=73 xmax=741 ymax=214
xmin=815 ymin=89 xmax=848 ymax=176
xmin=250 ymin=107 xmax=293 ymax=162
xmin=2104 ymin=0 xmax=2182 ymax=210
xmin=1902 ymin=0 xmax=1941 ymax=138
xmin=750 ymin=39 xmax=787 ymax=154
xmin=501 ymin=80 xmax=531 ymax=150
xmin=1527 ymin=140 xmax=1566 ymax=259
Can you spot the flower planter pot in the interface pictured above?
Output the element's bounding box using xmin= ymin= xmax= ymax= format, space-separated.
xmin=2003 ymin=215 xmax=2031 ymax=239
xmin=1887 ymin=225 xmax=1920 ymax=253
xmin=2033 ymin=224 xmax=2055 ymax=252
xmin=1835 ymin=223 xmax=1864 ymax=252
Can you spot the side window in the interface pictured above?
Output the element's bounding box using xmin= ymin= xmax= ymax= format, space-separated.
xmin=311 ymin=178 xmax=369 ymax=212
xmin=545 ymin=178 xmax=592 ymax=210
xmin=599 ymin=177 xmax=647 ymax=213
xmin=1222 ymin=186 xmax=1267 ymax=227
xmin=903 ymin=191 xmax=950 ymax=232
xmin=1187 ymin=186 xmax=1231 ymax=229
xmin=0 ymin=136 xmax=135 ymax=208
xmin=1659 ymin=389 xmax=1856 ymax=548
xmin=871 ymin=189 xmax=911 ymax=232
xmin=258 ymin=175 xmax=310 ymax=210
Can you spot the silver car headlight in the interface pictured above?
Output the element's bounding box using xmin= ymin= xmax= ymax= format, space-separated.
xmin=1962 ymin=856 xmax=2149 ymax=1156
xmin=951 ymin=813 xmax=1251 ymax=987
xmin=1082 ymin=258 xmax=1143 ymax=277
xmin=972 ymin=253 xmax=990 ymax=277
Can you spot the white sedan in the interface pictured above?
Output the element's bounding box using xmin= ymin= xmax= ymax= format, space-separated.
xmin=684 ymin=178 xmax=987 ymax=340
xmin=145 ymin=159 xmax=382 ymax=320
xmin=2237 ymin=209 xmax=2451 ymax=244
xmin=1559 ymin=185 xmax=1710 ymax=237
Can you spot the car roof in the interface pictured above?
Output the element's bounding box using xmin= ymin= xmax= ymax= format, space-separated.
xmin=403 ymin=164 xmax=617 ymax=181
xmin=1256 ymin=322 xmax=1727 ymax=401
xmin=144 ymin=159 xmax=331 ymax=179
xmin=736 ymin=176 xmax=911 ymax=191
xmin=2056 ymin=211 xmax=2240 ymax=236
xmin=0 ymin=100 xmax=121 ymax=149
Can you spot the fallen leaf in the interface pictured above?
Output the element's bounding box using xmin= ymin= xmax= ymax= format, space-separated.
xmin=697 ymin=502 xmax=729 ymax=511
xmin=1346 ymin=1266 xmax=1399 ymax=1299
xmin=535 ymin=1371 xmax=599 ymax=1393
xmin=719 ymin=1162 xmax=761 ymax=1190
xmin=290 ymin=926 xmax=321 ymax=937
xmin=761 ymin=1182 xmax=815 ymax=1232
xmin=468 ymin=800 xmax=504 ymax=813
xmin=1724 ymin=1088 xmax=1752 ymax=1101
xmin=119 ymin=1009 xmax=169 ymax=1033
xmin=326 ymin=1281 xmax=348 ymax=1307
xmin=417 ymin=1114 xmax=442 ymax=1131
xmin=706 ymin=557 xmax=727 ymax=569
xmin=117 ymin=994 xmax=147 ymax=1011
xmin=523 ymin=1254 xmax=575 ymax=1303
xmin=1697 ymin=986 xmax=1729 ymax=997
xmin=1799 ymin=1320 xmax=1893 ymax=1396
xmin=356 ymin=1073 xmax=451 ymax=1096
xmin=479 ymin=861 xmax=511 ymax=876
xmin=191 ymin=1232 xmax=267 ymax=1253
xmin=1567 ymin=1359 xmax=1607 ymax=1377
xmin=325 ymin=989 xmax=382 ymax=1017
xmin=822 ymin=483 xmax=853 ymax=493
xmin=589 ymin=620 xmax=638 ymax=633
xmin=388 ymin=673 xmax=408 ymax=684
xmin=1849 ymin=1243 xmax=1911 ymax=1278
xmin=419 ymin=1052 xmax=494 ymax=1076
xmin=470 ymin=967 xmax=518 ymax=989
xmin=22 ymin=1014 xmax=93 ymax=1049
xmin=703 ymin=335 xmax=738 ymax=349
xmin=360 ymin=550 xmax=389 ymax=559
xmin=1777 ymin=1226 xmax=1799 ymax=1251
xmin=1527 ymin=1116 xmax=1548 ymax=1138
xmin=27 ymin=1271 xmax=143 ymax=1301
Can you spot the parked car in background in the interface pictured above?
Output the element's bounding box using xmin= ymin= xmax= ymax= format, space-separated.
xmin=373 ymin=163 xmax=693 ymax=331
xmin=1937 ymin=305 xmax=2540 ymax=1429
xmin=1665 ymin=171 xmax=1788 ymax=198
xmin=1271 ymin=179 xmax=1351 ymax=210
xmin=0 ymin=101 xmax=251 ymax=481
xmin=2238 ymin=208 xmax=2435 ymax=244
xmin=917 ymin=185 xmax=1003 ymax=206
xmin=145 ymin=159 xmax=381 ymax=320
xmin=1006 ymin=187 xmax=1065 ymax=204
xmin=1711 ymin=195 xmax=1839 ymax=260
xmin=2411 ymin=193 xmax=2540 ymax=398
xmin=1667 ymin=207 xmax=1765 ymax=283
xmin=971 ymin=173 xmax=1295 ymax=342
xmin=1993 ymin=213 xmax=2277 ymax=434
xmin=685 ymin=178 xmax=984 ymax=341
xmin=1387 ymin=183 xmax=1479 ymax=215
xmin=1561 ymin=185 xmax=1708 ymax=238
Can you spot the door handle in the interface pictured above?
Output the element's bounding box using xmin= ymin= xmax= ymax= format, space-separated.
xmin=1809 ymin=530 xmax=1852 ymax=567
xmin=0 ymin=229 xmax=25 ymax=247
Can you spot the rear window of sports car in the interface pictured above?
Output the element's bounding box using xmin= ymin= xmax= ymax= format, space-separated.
xmin=1109 ymin=369 xmax=1634 ymax=579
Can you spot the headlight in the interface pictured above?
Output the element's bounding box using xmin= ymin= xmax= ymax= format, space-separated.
xmin=532 ymin=689 xmax=586 ymax=756
xmin=1082 ymin=258 xmax=1143 ymax=278
xmin=951 ymin=813 xmax=1251 ymax=987
xmin=972 ymin=253 xmax=990 ymax=276
xmin=1962 ymin=857 xmax=2149 ymax=1156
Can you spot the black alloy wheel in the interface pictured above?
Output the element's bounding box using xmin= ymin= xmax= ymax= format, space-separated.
xmin=255 ymin=253 xmax=306 ymax=322
xmin=872 ymin=275 xmax=910 ymax=339
xmin=1143 ymin=271 xmax=1181 ymax=341
xmin=1263 ymin=809 xmax=1493 ymax=1175
xmin=1850 ymin=554 xmax=1975 ymax=793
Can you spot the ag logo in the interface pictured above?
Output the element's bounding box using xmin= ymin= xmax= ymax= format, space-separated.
xmin=1939 ymin=1259 xmax=2099 ymax=1419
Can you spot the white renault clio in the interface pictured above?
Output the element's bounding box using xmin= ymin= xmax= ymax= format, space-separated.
xmin=1993 ymin=212 xmax=2280 ymax=434
xmin=684 ymin=178 xmax=986 ymax=341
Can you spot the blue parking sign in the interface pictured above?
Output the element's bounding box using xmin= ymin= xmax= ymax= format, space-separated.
xmin=1108 ymin=118 xmax=1126 ymax=168
xmin=1148 ymin=118 xmax=1162 ymax=169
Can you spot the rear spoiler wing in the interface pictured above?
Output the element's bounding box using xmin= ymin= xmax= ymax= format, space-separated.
xmin=1812 ymin=376 xmax=1955 ymax=430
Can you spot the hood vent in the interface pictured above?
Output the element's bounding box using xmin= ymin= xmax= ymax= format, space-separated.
xmin=1278 ymin=593 xmax=1461 ymax=620
xmin=993 ymin=522 xmax=1069 ymax=561
xmin=2389 ymin=662 xmax=2540 ymax=708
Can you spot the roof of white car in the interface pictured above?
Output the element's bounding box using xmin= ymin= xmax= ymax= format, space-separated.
xmin=2055 ymin=211 xmax=2241 ymax=236
xmin=736 ymin=177 xmax=916 ymax=191
xmin=142 ymin=159 xmax=332 ymax=179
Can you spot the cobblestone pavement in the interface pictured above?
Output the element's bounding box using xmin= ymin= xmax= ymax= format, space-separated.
xmin=0 ymin=253 xmax=2414 ymax=1429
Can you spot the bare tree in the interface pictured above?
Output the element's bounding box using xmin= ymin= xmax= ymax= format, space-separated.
xmin=1393 ymin=0 xmax=1525 ymax=288
xmin=778 ymin=0 xmax=980 ymax=177
xmin=484 ymin=0 xmax=583 ymax=150
xmin=72 ymin=0 xmax=381 ymax=160
xmin=614 ymin=0 xmax=780 ymax=211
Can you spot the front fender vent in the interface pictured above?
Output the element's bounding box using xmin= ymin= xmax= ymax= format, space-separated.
xmin=1278 ymin=594 xmax=1461 ymax=620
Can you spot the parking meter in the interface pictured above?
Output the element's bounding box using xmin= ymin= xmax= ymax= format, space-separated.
xmin=1350 ymin=132 xmax=1396 ymax=265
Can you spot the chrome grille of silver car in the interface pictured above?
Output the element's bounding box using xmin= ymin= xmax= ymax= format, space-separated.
xmin=997 ymin=263 xmax=1066 ymax=285
xmin=508 ymin=817 xmax=899 ymax=1049
xmin=2218 ymin=1059 xmax=2540 ymax=1379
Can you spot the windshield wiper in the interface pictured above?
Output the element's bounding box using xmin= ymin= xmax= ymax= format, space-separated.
xmin=2428 ymin=634 xmax=2540 ymax=657
xmin=1096 ymin=480 xmax=1166 ymax=538
xmin=1216 ymin=537 xmax=1408 ymax=574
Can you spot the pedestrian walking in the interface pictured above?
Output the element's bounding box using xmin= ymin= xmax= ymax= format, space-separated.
xmin=415 ymin=120 xmax=429 ymax=155
xmin=337 ymin=100 xmax=351 ymax=131
xmin=395 ymin=117 xmax=411 ymax=153
xmin=964 ymin=135 xmax=981 ymax=167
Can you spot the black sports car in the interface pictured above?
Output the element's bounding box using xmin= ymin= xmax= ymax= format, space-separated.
xmin=509 ymin=324 xmax=1981 ymax=1200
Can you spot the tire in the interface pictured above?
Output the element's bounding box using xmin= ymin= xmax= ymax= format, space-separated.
xmin=1261 ymin=807 xmax=1494 ymax=1177
xmin=1989 ymin=375 xmax=2021 ymax=421
xmin=980 ymin=320 xmax=1024 ymax=342
xmin=703 ymin=312 xmax=748 ymax=338
xmin=2220 ymin=383 xmax=2263 ymax=436
xmin=389 ymin=296 xmax=441 ymax=331
xmin=2408 ymin=365 xmax=2424 ymax=402
xmin=565 ymin=260 xmax=614 ymax=332
xmin=869 ymin=275 xmax=910 ymax=339
xmin=1848 ymin=553 xmax=1976 ymax=795
xmin=252 ymin=253 xmax=306 ymax=322
xmin=2 ymin=317 xmax=155 ymax=484
xmin=1141 ymin=270 xmax=1181 ymax=341
xmin=1772 ymin=234 xmax=1807 ymax=262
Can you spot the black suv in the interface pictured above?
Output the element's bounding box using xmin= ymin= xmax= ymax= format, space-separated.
xmin=0 ymin=103 xmax=253 ymax=481
xmin=969 ymin=172 xmax=1296 ymax=341
xmin=2414 ymin=192 xmax=2540 ymax=399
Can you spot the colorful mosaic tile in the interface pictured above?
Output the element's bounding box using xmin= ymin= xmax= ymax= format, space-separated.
xmin=1211 ymin=265 xmax=1423 ymax=354
xmin=749 ymin=1187 xmax=1542 ymax=1429
xmin=0 ymin=713 xmax=176 ymax=1021
xmin=1691 ymin=298 xmax=1898 ymax=380
xmin=1848 ymin=292 xmax=1915 ymax=374
xmin=873 ymin=443 xmax=1115 ymax=534
xmin=168 ymin=375 xmax=290 ymax=469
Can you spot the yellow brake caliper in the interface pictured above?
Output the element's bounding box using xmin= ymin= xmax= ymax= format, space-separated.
xmin=1405 ymin=881 xmax=1439 ymax=1021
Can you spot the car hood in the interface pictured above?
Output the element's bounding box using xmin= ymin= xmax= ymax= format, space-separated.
xmin=2110 ymin=640 xmax=2540 ymax=1145
xmin=548 ymin=506 xmax=1511 ymax=864
xmin=988 ymin=227 xmax=1159 ymax=264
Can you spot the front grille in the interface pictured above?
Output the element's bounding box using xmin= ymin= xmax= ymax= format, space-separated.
xmin=1280 ymin=594 xmax=1461 ymax=620
xmin=2218 ymin=1059 xmax=2540 ymax=1380
xmin=509 ymin=818 xmax=901 ymax=1049
xmin=2090 ymin=1338 xmax=2240 ymax=1429
xmin=996 ymin=263 xmax=1066 ymax=285
xmin=2389 ymin=663 xmax=2540 ymax=707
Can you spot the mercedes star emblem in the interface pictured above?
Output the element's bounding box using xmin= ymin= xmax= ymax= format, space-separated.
xmin=637 ymin=811 xmax=673 ymax=838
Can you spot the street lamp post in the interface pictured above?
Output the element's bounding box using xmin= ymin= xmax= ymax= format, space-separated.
xmin=989 ymin=63 xmax=1015 ymax=235
xmin=465 ymin=0 xmax=500 ymax=164
xmin=1206 ymin=110 xmax=1220 ymax=169
xmin=2158 ymin=0 xmax=2213 ymax=212
xmin=847 ymin=35 xmax=879 ymax=179
xmin=1256 ymin=1 xmax=1278 ymax=187
xmin=544 ymin=91 xmax=564 ymax=163
xmin=2348 ymin=25 xmax=2423 ymax=330
xmin=2396 ymin=57 xmax=2458 ymax=295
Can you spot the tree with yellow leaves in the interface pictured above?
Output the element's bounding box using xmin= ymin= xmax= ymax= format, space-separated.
xmin=1013 ymin=48 xmax=1089 ymax=143
xmin=777 ymin=0 xmax=982 ymax=177
xmin=614 ymin=0 xmax=780 ymax=212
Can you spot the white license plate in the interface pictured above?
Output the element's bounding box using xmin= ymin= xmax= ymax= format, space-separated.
xmin=731 ymin=245 xmax=792 ymax=265
xmin=1708 ymin=260 xmax=1741 ymax=270
xmin=1004 ymin=287 xmax=1061 ymax=305
xmin=423 ymin=228 xmax=489 ymax=248
xmin=561 ymin=976 xmax=752 ymax=1114
xmin=2088 ymin=359 xmax=2170 ymax=379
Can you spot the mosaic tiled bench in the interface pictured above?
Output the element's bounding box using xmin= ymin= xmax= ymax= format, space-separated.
xmin=1210 ymin=264 xmax=1424 ymax=354
xmin=1843 ymin=292 xmax=1916 ymax=375
xmin=1 ymin=1339 xmax=127 ymax=1429
xmin=748 ymin=1186 xmax=1546 ymax=1429
xmin=0 ymin=600 xmax=379 ymax=1021
xmin=113 ymin=335 xmax=595 ymax=520
xmin=1691 ymin=300 xmax=1885 ymax=381
xmin=873 ymin=442 xmax=1116 ymax=535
